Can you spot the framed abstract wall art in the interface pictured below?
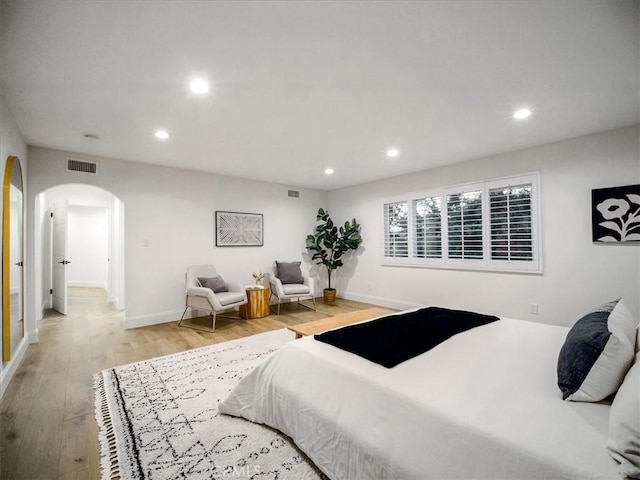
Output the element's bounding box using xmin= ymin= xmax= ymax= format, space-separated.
xmin=591 ymin=184 xmax=640 ymax=243
xmin=215 ymin=211 xmax=263 ymax=247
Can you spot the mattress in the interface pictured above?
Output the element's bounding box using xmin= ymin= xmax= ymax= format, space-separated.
xmin=219 ymin=317 xmax=619 ymax=479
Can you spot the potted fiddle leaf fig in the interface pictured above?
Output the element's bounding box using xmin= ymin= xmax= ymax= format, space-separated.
xmin=306 ymin=208 xmax=362 ymax=303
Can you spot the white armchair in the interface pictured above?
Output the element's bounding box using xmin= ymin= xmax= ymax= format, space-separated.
xmin=179 ymin=264 xmax=247 ymax=332
xmin=269 ymin=261 xmax=316 ymax=315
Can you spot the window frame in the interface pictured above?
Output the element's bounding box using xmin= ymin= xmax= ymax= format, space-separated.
xmin=382 ymin=199 xmax=409 ymax=259
xmin=412 ymin=194 xmax=443 ymax=261
xmin=381 ymin=173 xmax=542 ymax=274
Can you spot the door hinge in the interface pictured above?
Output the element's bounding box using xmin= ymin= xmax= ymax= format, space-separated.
xmin=50 ymin=212 xmax=53 ymax=218
xmin=50 ymin=289 xmax=53 ymax=294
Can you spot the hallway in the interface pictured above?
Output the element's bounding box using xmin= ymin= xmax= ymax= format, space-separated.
xmin=1 ymin=288 xmax=125 ymax=479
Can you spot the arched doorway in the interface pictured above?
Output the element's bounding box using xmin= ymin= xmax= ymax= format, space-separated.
xmin=2 ymin=156 xmax=24 ymax=363
xmin=34 ymin=184 xmax=124 ymax=319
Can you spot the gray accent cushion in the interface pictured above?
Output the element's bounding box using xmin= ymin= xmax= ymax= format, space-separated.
xmin=607 ymin=352 xmax=640 ymax=478
xmin=276 ymin=261 xmax=304 ymax=284
xmin=557 ymin=298 xmax=638 ymax=402
xmin=198 ymin=276 xmax=228 ymax=293
xmin=216 ymin=291 xmax=245 ymax=306
xmin=282 ymin=284 xmax=311 ymax=295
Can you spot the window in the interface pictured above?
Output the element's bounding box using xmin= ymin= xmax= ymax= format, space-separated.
xmin=413 ymin=196 xmax=442 ymax=259
xmin=489 ymin=184 xmax=533 ymax=262
xmin=383 ymin=201 xmax=408 ymax=257
xmin=382 ymin=173 xmax=540 ymax=273
xmin=446 ymin=190 xmax=483 ymax=260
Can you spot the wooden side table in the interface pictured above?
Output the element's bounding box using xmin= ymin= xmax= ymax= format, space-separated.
xmin=240 ymin=287 xmax=270 ymax=319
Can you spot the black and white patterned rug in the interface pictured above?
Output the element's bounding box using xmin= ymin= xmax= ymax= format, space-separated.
xmin=93 ymin=329 xmax=324 ymax=480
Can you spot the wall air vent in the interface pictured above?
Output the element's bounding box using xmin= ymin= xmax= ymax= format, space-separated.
xmin=288 ymin=190 xmax=300 ymax=198
xmin=67 ymin=158 xmax=98 ymax=175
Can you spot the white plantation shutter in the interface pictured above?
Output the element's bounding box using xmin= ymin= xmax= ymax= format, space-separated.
xmin=412 ymin=196 xmax=442 ymax=259
xmin=383 ymin=201 xmax=409 ymax=257
xmin=446 ymin=190 xmax=483 ymax=260
xmin=381 ymin=173 xmax=540 ymax=272
xmin=489 ymin=184 xmax=533 ymax=262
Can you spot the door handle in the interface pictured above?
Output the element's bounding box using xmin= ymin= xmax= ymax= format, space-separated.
xmin=58 ymin=260 xmax=71 ymax=265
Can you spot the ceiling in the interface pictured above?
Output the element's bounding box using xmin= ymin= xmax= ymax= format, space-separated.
xmin=0 ymin=1 xmax=638 ymax=191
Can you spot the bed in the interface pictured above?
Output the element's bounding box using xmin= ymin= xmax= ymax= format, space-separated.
xmin=219 ymin=310 xmax=630 ymax=479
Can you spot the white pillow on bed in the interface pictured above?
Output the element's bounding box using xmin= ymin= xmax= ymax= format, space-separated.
xmin=557 ymin=298 xmax=638 ymax=402
xmin=607 ymin=352 xmax=640 ymax=479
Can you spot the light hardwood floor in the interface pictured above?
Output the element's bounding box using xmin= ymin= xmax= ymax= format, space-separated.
xmin=0 ymin=287 xmax=381 ymax=480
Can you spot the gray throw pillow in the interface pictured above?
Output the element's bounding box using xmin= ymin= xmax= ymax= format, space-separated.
xmin=198 ymin=276 xmax=228 ymax=293
xmin=276 ymin=261 xmax=304 ymax=284
xmin=557 ymin=298 xmax=638 ymax=402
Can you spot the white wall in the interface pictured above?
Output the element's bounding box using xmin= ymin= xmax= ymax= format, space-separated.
xmin=26 ymin=148 xmax=326 ymax=328
xmin=0 ymin=92 xmax=29 ymax=398
xmin=67 ymin=205 xmax=108 ymax=288
xmin=111 ymin=195 xmax=125 ymax=309
xmin=327 ymin=126 xmax=640 ymax=327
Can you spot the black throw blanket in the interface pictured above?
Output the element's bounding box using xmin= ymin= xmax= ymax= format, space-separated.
xmin=314 ymin=306 xmax=499 ymax=368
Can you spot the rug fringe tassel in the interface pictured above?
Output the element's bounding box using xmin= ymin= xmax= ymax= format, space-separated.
xmin=94 ymin=372 xmax=122 ymax=480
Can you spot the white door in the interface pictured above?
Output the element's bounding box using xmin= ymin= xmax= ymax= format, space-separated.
xmin=52 ymin=201 xmax=69 ymax=314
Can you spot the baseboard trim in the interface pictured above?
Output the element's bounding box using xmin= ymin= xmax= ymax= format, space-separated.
xmin=341 ymin=291 xmax=423 ymax=311
xmin=109 ymin=294 xmax=124 ymax=311
xmin=124 ymin=309 xmax=188 ymax=329
xmin=0 ymin=337 xmax=29 ymax=400
xmin=27 ymin=328 xmax=39 ymax=344
xmin=68 ymin=281 xmax=108 ymax=289
xmin=125 ymin=294 xmax=418 ymax=330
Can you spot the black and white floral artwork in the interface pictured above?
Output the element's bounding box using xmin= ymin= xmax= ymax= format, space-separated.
xmin=591 ymin=184 xmax=640 ymax=242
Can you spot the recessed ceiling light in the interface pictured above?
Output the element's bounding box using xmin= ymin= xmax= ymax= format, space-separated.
xmin=513 ymin=108 xmax=532 ymax=119
xmin=189 ymin=78 xmax=209 ymax=94
xmin=154 ymin=130 xmax=169 ymax=140
xmin=324 ymin=168 xmax=334 ymax=175
xmin=387 ymin=148 xmax=400 ymax=158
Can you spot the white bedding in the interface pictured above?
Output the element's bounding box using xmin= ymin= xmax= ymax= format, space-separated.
xmin=219 ymin=317 xmax=620 ymax=479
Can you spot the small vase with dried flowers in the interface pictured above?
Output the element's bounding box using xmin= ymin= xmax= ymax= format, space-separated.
xmin=251 ymin=271 xmax=265 ymax=286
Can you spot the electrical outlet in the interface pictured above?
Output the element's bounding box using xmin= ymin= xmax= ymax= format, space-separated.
xmin=529 ymin=303 xmax=538 ymax=315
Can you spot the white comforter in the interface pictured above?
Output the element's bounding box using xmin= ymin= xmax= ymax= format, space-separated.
xmin=219 ymin=317 xmax=619 ymax=479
